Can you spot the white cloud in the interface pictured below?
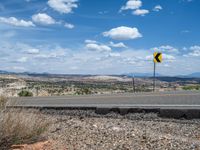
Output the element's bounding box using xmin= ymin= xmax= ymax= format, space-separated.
xmin=153 ymin=5 xmax=162 ymax=12
xmin=188 ymin=50 xmax=200 ymax=57
xmin=64 ymin=23 xmax=74 ymax=29
xmin=152 ymin=45 xmax=179 ymax=53
xmin=0 ymin=17 xmax=35 ymax=27
xmin=109 ymin=42 xmax=127 ymax=48
xmin=103 ymin=26 xmax=142 ymax=40
xmin=1 ymin=42 xmax=199 ymax=75
xmin=120 ymin=0 xmax=150 ymax=16
xmin=163 ymin=54 xmax=176 ymax=61
xmin=146 ymin=54 xmax=175 ymax=62
xmin=32 ymin=13 xmax=56 ymax=25
xmin=17 ymin=57 xmax=28 ymax=63
xmin=133 ymin=9 xmax=149 ymax=16
xmin=109 ymin=53 xmax=121 ymax=57
xmin=187 ymin=46 xmax=200 ymax=57
xmin=86 ymin=43 xmax=112 ymax=52
xmin=25 ymin=49 xmax=40 ymax=54
xmin=120 ymin=0 xmax=142 ymax=11
xmin=181 ymin=30 xmax=190 ymax=33
xmin=47 ymin=0 xmax=78 ymax=14
xmin=35 ymin=50 xmax=66 ymax=59
xmin=85 ymin=40 xmax=97 ymax=44
xmin=190 ymin=45 xmax=200 ymax=51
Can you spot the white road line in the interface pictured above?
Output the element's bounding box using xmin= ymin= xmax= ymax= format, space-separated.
xmin=14 ymin=104 xmax=200 ymax=107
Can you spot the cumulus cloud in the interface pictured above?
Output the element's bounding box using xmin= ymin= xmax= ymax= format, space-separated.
xmin=120 ymin=0 xmax=150 ymax=16
xmin=64 ymin=23 xmax=74 ymax=29
xmin=162 ymin=54 xmax=176 ymax=61
xmin=1 ymin=41 xmax=199 ymax=75
xmin=103 ymin=26 xmax=142 ymax=40
xmin=152 ymin=45 xmax=179 ymax=53
xmin=47 ymin=0 xmax=78 ymax=14
xmin=86 ymin=43 xmax=112 ymax=52
xmin=153 ymin=5 xmax=162 ymax=12
xmin=0 ymin=17 xmax=35 ymax=27
xmin=32 ymin=13 xmax=56 ymax=25
xmin=146 ymin=54 xmax=175 ymax=62
xmin=190 ymin=45 xmax=200 ymax=51
xmin=120 ymin=0 xmax=142 ymax=11
xmin=188 ymin=50 xmax=200 ymax=57
xmin=133 ymin=9 xmax=149 ymax=16
xmin=186 ymin=46 xmax=200 ymax=57
xmin=109 ymin=42 xmax=127 ymax=48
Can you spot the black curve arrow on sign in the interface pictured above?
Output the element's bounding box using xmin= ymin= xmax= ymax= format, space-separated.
xmin=155 ymin=53 xmax=161 ymax=62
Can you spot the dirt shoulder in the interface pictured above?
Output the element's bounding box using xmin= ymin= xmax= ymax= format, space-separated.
xmin=36 ymin=110 xmax=200 ymax=150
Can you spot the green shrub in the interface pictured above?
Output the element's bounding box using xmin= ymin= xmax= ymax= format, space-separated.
xmin=182 ymin=85 xmax=200 ymax=90
xmin=18 ymin=91 xmax=33 ymax=97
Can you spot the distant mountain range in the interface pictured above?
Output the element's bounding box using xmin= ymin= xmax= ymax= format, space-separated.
xmin=0 ymin=70 xmax=200 ymax=78
xmin=124 ymin=72 xmax=200 ymax=78
xmin=187 ymin=72 xmax=200 ymax=78
xmin=123 ymin=72 xmax=161 ymax=77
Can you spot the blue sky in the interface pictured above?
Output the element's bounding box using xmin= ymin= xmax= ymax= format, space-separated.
xmin=0 ymin=0 xmax=200 ymax=75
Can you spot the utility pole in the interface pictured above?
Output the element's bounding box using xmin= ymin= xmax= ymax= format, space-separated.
xmin=36 ymin=86 xmax=39 ymax=96
xmin=132 ymin=77 xmax=135 ymax=93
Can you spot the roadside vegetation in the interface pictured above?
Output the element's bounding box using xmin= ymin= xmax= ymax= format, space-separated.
xmin=0 ymin=96 xmax=49 ymax=150
xmin=18 ymin=90 xmax=33 ymax=97
xmin=182 ymin=85 xmax=200 ymax=91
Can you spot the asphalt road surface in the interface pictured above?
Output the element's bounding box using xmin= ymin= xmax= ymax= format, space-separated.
xmin=10 ymin=91 xmax=200 ymax=109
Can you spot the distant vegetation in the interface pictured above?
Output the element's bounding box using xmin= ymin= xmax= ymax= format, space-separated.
xmin=18 ymin=90 xmax=33 ymax=97
xmin=182 ymin=85 xmax=200 ymax=91
xmin=75 ymin=88 xmax=92 ymax=95
xmin=1 ymin=74 xmax=200 ymax=97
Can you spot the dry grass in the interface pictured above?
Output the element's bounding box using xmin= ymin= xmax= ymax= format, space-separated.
xmin=0 ymin=96 xmax=7 ymax=109
xmin=0 ymin=96 xmax=49 ymax=150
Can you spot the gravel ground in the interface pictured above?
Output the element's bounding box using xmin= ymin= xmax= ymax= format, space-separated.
xmin=36 ymin=109 xmax=200 ymax=150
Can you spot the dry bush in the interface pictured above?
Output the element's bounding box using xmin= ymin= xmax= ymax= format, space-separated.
xmin=0 ymin=96 xmax=7 ymax=109
xmin=0 ymin=96 xmax=49 ymax=150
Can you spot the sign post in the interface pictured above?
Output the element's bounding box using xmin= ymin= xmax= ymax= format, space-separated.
xmin=153 ymin=52 xmax=162 ymax=92
xmin=153 ymin=62 xmax=156 ymax=92
xmin=132 ymin=77 xmax=135 ymax=93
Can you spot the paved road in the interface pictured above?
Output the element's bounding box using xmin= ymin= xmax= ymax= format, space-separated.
xmin=10 ymin=91 xmax=200 ymax=109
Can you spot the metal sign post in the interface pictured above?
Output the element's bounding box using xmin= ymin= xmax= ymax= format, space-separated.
xmin=153 ymin=52 xmax=162 ymax=92
xmin=132 ymin=77 xmax=135 ymax=93
xmin=153 ymin=62 xmax=156 ymax=92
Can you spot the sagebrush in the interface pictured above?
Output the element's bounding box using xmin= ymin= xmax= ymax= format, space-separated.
xmin=0 ymin=96 xmax=49 ymax=150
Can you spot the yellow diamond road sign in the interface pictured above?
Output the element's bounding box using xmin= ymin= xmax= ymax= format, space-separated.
xmin=153 ymin=52 xmax=162 ymax=63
